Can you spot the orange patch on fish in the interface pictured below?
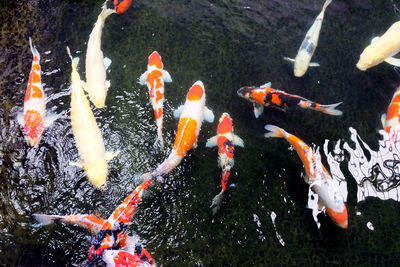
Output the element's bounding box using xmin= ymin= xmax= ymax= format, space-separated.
xmin=217 ymin=116 xmax=232 ymax=134
xmin=24 ymin=110 xmax=44 ymax=139
xmin=156 ymin=90 xmax=163 ymax=102
xmin=154 ymin=108 xmax=163 ymax=119
xmin=32 ymin=71 xmax=40 ymax=84
xmin=187 ymin=84 xmax=203 ymax=101
xmin=271 ymin=94 xmax=282 ymax=106
xmin=31 ymin=85 xmax=43 ymax=98
xmin=33 ymin=64 xmax=40 ymax=71
xmin=326 ymin=205 xmax=348 ymax=228
xmin=114 ymin=0 xmax=132 ymax=14
xmin=148 ymin=52 xmax=163 ymax=69
xmin=147 ymin=70 xmax=163 ymax=92
xmin=251 ymin=90 xmax=266 ymax=104
xmin=173 ymin=117 xmax=198 ymax=157
xmin=386 ymin=103 xmax=400 ymax=120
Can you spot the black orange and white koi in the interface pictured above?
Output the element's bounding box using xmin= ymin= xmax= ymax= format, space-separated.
xmin=18 ymin=37 xmax=58 ymax=146
xmin=67 ymin=47 xmax=118 ymax=188
xmin=114 ymin=0 xmax=132 ymax=14
xmin=139 ymin=51 xmax=172 ymax=146
xmin=357 ymin=21 xmax=400 ymax=71
xmin=206 ymin=113 xmax=244 ymax=215
xmin=237 ymin=82 xmax=342 ymax=118
xmin=264 ymin=124 xmax=348 ymax=228
xmin=150 ymin=81 xmax=214 ymax=179
xmin=33 ymin=179 xmax=153 ymax=264
xmin=284 ymin=0 xmax=332 ymax=77
xmin=381 ymin=84 xmax=400 ymax=142
xmin=85 ymin=0 xmax=115 ymax=108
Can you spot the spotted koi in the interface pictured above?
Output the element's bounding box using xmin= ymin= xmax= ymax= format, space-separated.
xmin=237 ymin=82 xmax=342 ymax=118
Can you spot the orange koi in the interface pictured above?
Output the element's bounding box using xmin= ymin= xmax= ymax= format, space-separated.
xmin=381 ymin=84 xmax=400 ymax=142
xmin=151 ymin=81 xmax=214 ymax=179
xmin=264 ymin=124 xmax=348 ymax=229
xmin=139 ymin=51 xmax=172 ymax=146
xmin=206 ymin=113 xmax=243 ymax=214
xmin=18 ymin=37 xmax=57 ymax=146
xmin=114 ymin=0 xmax=132 ymax=14
xmin=237 ymin=82 xmax=342 ymax=118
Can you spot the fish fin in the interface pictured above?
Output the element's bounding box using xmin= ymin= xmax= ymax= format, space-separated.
xmin=321 ymin=0 xmax=332 ymax=12
xmin=17 ymin=112 xmax=24 ymax=126
xmin=283 ymin=57 xmax=295 ymax=64
xmin=69 ymin=160 xmax=84 ymax=168
xmin=309 ymin=62 xmax=320 ymax=67
xmin=193 ymin=141 xmax=198 ymax=149
xmin=260 ymin=82 xmax=272 ymax=88
xmin=173 ymin=105 xmax=184 ymax=119
xmin=105 ymin=151 xmax=119 ymax=161
xmin=253 ymin=103 xmax=264 ymax=118
xmin=384 ymin=56 xmax=400 ymax=67
xmin=103 ymin=57 xmax=112 ymax=70
xmin=206 ymin=135 xmax=218 ymax=147
xmin=162 ymin=70 xmax=172 ymax=83
xmin=371 ymin=36 xmax=380 ymax=44
xmin=44 ymin=112 xmax=60 ymax=128
xmin=264 ymin=124 xmax=285 ymax=138
xmin=233 ymin=134 xmax=244 ymax=147
xmin=319 ymin=102 xmax=343 ymax=116
xmin=138 ymin=71 xmax=148 ymax=85
xmin=29 ymin=37 xmax=40 ymax=60
xmin=381 ymin=113 xmax=387 ymax=128
xmin=105 ymin=80 xmax=111 ymax=91
xmin=33 ymin=214 xmax=63 ymax=226
xmin=155 ymin=132 xmax=164 ymax=148
xmin=204 ymin=107 xmax=215 ymax=123
xmin=99 ymin=0 xmax=116 ymax=20
xmin=81 ymin=80 xmax=88 ymax=93
xmin=210 ymin=190 xmax=224 ymax=215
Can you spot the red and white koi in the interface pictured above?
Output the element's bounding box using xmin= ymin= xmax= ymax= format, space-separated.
xmin=33 ymin=179 xmax=153 ymax=264
xmin=264 ymin=124 xmax=348 ymax=229
xmin=103 ymin=248 xmax=155 ymax=267
xmin=206 ymin=113 xmax=244 ymax=214
xmin=381 ymin=84 xmax=400 ymax=142
xmin=237 ymin=82 xmax=342 ymax=118
xmin=18 ymin=37 xmax=57 ymax=146
xmin=114 ymin=0 xmax=132 ymax=14
xmin=139 ymin=51 xmax=172 ymax=146
xmin=151 ymin=81 xmax=214 ymax=178
xmin=85 ymin=0 xmax=115 ymax=108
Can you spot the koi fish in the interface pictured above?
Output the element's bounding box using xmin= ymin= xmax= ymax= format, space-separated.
xmin=33 ymin=179 xmax=153 ymax=264
xmin=264 ymin=124 xmax=348 ymax=228
xmin=103 ymin=246 xmax=155 ymax=267
xmin=284 ymin=0 xmax=332 ymax=77
xmin=206 ymin=113 xmax=244 ymax=215
xmin=18 ymin=37 xmax=57 ymax=146
xmin=151 ymin=81 xmax=214 ymax=178
xmin=237 ymin=82 xmax=342 ymax=118
xmin=381 ymin=84 xmax=400 ymax=142
xmin=85 ymin=0 xmax=115 ymax=108
xmin=114 ymin=0 xmax=132 ymax=14
xmin=139 ymin=51 xmax=172 ymax=146
xmin=357 ymin=21 xmax=400 ymax=71
xmin=67 ymin=47 xmax=117 ymax=188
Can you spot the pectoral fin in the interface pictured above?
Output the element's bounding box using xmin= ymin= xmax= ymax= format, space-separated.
xmin=384 ymin=56 xmax=400 ymax=67
xmin=309 ymin=62 xmax=320 ymax=67
xmin=105 ymin=151 xmax=120 ymax=161
xmin=204 ymin=107 xmax=215 ymax=123
xmin=371 ymin=36 xmax=380 ymax=44
xmin=173 ymin=105 xmax=184 ymax=119
xmin=105 ymin=80 xmax=111 ymax=91
xmin=260 ymin=82 xmax=272 ymax=88
xmin=283 ymin=57 xmax=295 ymax=64
xmin=253 ymin=103 xmax=264 ymax=118
xmin=317 ymin=198 xmax=324 ymax=211
xmin=81 ymin=81 xmax=88 ymax=93
xmin=44 ymin=112 xmax=60 ymax=128
xmin=162 ymin=70 xmax=172 ymax=83
xmin=206 ymin=135 xmax=218 ymax=147
xmin=233 ymin=134 xmax=244 ymax=147
xmin=381 ymin=113 xmax=387 ymax=128
xmin=103 ymin=57 xmax=112 ymax=70
xmin=17 ymin=112 xmax=24 ymax=126
xmin=139 ymin=71 xmax=148 ymax=85
xmin=70 ymin=160 xmax=84 ymax=168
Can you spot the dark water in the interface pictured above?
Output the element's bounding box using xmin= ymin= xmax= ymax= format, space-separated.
xmin=1 ymin=0 xmax=400 ymax=265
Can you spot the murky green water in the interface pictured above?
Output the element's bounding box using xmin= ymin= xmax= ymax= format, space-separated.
xmin=1 ymin=0 xmax=400 ymax=266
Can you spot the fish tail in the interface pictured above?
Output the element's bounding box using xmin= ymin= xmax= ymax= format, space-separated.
xmin=66 ymin=47 xmax=80 ymax=69
xmin=264 ymin=124 xmax=286 ymax=138
xmin=318 ymin=102 xmax=343 ymax=116
xmin=210 ymin=190 xmax=224 ymax=215
xmin=99 ymin=0 xmax=116 ymax=20
xmin=33 ymin=214 xmax=63 ymax=226
xmin=322 ymin=0 xmax=333 ymax=12
xmin=29 ymin=37 xmax=40 ymax=61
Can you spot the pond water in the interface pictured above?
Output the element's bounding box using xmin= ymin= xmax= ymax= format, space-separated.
xmin=1 ymin=0 xmax=400 ymax=265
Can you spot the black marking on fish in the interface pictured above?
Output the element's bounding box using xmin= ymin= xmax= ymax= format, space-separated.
xmin=300 ymin=40 xmax=315 ymax=54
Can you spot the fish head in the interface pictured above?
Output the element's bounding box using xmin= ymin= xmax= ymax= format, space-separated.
xmin=114 ymin=0 xmax=132 ymax=14
xmin=24 ymin=110 xmax=44 ymax=146
xmin=293 ymin=56 xmax=309 ymax=77
xmin=237 ymin=86 xmax=256 ymax=101
xmin=186 ymin=81 xmax=205 ymax=102
xmin=356 ymin=47 xmax=384 ymax=71
xmin=326 ymin=203 xmax=348 ymax=229
xmin=148 ymin=51 xmax=163 ymax=69
xmin=217 ymin=113 xmax=233 ymax=135
xmin=91 ymin=94 xmax=106 ymax=109
xmin=85 ymin=161 xmax=108 ymax=188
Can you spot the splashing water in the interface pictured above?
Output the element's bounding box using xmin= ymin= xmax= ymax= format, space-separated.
xmin=324 ymin=127 xmax=400 ymax=203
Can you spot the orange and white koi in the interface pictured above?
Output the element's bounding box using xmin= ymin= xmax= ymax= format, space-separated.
xmin=67 ymin=47 xmax=117 ymax=188
xmin=85 ymin=0 xmax=115 ymax=108
xmin=237 ymin=82 xmax=342 ymax=118
xmin=381 ymin=84 xmax=400 ymax=142
xmin=357 ymin=21 xmax=400 ymax=71
xmin=139 ymin=51 xmax=172 ymax=146
xmin=206 ymin=113 xmax=244 ymax=215
xmin=103 ymin=248 xmax=155 ymax=267
xmin=151 ymin=81 xmax=214 ymax=178
xmin=34 ymin=179 xmax=153 ymax=264
xmin=283 ymin=0 xmax=332 ymax=77
xmin=114 ymin=0 xmax=132 ymax=14
xmin=18 ymin=37 xmax=57 ymax=146
xmin=264 ymin=125 xmax=348 ymax=228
